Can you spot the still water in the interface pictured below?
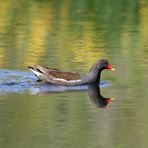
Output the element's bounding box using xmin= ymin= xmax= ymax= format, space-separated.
xmin=0 ymin=0 xmax=148 ymax=148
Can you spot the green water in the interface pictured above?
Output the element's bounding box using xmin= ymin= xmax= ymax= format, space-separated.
xmin=0 ymin=0 xmax=148 ymax=148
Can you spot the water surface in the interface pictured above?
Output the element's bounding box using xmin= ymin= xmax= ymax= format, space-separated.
xmin=0 ymin=0 xmax=148 ymax=148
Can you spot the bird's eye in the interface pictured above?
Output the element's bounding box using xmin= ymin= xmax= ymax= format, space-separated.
xmin=105 ymin=62 xmax=108 ymax=67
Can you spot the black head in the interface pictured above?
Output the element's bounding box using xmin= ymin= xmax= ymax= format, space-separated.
xmin=90 ymin=59 xmax=115 ymax=72
xmin=97 ymin=59 xmax=109 ymax=70
xmin=82 ymin=59 xmax=115 ymax=83
xmin=90 ymin=59 xmax=115 ymax=82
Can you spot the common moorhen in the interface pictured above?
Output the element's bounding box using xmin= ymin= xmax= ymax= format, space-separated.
xmin=28 ymin=59 xmax=115 ymax=85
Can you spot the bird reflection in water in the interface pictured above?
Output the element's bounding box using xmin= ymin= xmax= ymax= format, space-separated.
xmin=88 ymin=83 xmax=114 ymax=108
xmin=33 ymin=83 xmax=114 ymax=108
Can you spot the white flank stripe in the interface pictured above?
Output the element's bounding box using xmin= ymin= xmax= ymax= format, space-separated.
xmin=54 ymin=78 xmax=81 ymax=84
xmin=69 ymin=80 xmax=81 ymax=83
xmin=30 ymin=69 xmax=41 ymax=77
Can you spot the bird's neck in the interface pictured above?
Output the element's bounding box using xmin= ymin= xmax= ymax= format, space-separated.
xmin=82 ymin=68 xmax=102 ymax=84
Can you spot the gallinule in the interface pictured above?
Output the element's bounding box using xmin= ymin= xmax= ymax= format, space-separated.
xmin=28 ymin=59 xmax=115 ymax=85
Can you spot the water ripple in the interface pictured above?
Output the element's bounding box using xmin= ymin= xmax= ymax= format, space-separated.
xmin=0 ymin=69 xmax=111 ymax=95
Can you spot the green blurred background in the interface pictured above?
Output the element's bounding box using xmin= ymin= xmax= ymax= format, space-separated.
xmin=0 ymin=0 xmax=147 ymax=148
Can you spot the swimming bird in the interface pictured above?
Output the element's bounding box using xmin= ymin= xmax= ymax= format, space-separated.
xmin=28 ymin=59 xmax=115 ymax=85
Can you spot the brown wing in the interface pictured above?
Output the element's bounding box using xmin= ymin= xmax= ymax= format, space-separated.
xmin=48 ymin=70 xmax=81 ymax=81
xmin=28 ymin=65 xmax=81 ymax=82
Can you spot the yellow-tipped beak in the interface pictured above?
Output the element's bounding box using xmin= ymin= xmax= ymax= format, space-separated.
xmin=111 ymin=68 xmax=116 ymax=71
xmin=110 ymin=98 xmax=115 ymax=100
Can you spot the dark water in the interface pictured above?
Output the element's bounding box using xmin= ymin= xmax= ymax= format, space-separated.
xmin=0 ymin=0 xmax=148 ymax=148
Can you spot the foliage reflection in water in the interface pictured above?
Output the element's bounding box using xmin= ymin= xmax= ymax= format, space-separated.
xmin=0 ymin=0 xmax=147 ymax=148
